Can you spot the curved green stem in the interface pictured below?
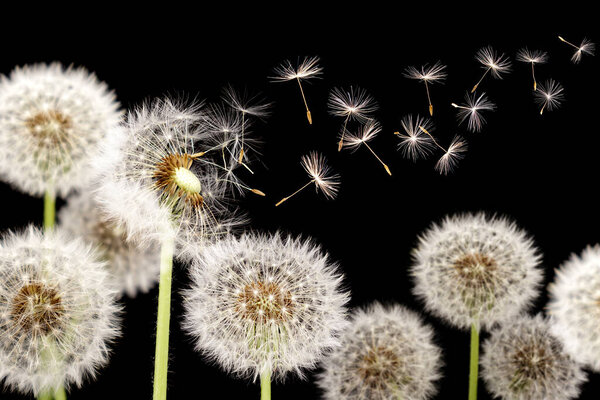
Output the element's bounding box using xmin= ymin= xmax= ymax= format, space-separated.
xmin=261 ymin=372 xmax=271 ymax=400
xmin=468 ymin=323 xmax=480 ymax=400
xmin=153 ymin=235 xmax=175 ymax=400
xmin=44 ymin=190 xmax=55 ymax=231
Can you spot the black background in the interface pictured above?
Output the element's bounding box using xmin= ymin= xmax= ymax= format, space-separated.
xmin=1 ymin=6 xmax=599 ymax=400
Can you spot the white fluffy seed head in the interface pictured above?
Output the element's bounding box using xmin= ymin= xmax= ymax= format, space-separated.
xmin=301 ymin=151 xmax=341 ymax=200
xmin=0 ymin=226 xmax=120 ymax=396
xmin=0 ymin=63 xmax=122 ymax=197
xmin=548 ymin=245 xmax=600 ymax=371
xmin=452 ymin=92 xmax=496 ymax=133
xmin=95 ymin=97 xmax=246 ymax=261
xmin=403 ymin=61 xmax=447 ymax=83
xmin=475 ymin=46 xmax=512 ymax=78
xmin=58 ymin=191 xmax=161 ymax=298
xmin=182 ymin=232 xmax=349 ymax=381
xmin=481 ymin=314 xmax=586 ymax=400
xmin=318 ymin=303 xmax=442 ymax=400
xmin=270 ymin=56 xmax=323 ymax=82
xmin=327 ymin=86 xmax=379 ymax=121
xmin=435 ymin=136 xmax=468 ymax=176
xmin=516 ymin=48 xmax=549 ymax=64
xmin=395 ymin=115 xmax=436 ymax=162
xmin=343 ymin=119 xmax=382 ymax=151
xmin=411 ymin=213 xmax=543 ymax=331
xmin=534 ymin=79 xmax=565 ymax=114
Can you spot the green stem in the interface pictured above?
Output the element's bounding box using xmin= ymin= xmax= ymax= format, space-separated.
xmin=37 ymin=392 xmax=52 ymax=400
xmin=54 ymin=386 xmax=66 ymax=400
xmin=468 ymin=323 xmax=480 ymax=400
xmin=260 ymin=372 xmax=271 ymax=400
xmin=44 ymin=190 xmax=56 ymax=231
xmin=153 ymin=235 xmax=175 ymax=400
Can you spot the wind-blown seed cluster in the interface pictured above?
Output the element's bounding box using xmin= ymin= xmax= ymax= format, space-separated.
xmin=318 ymin=303 xmax=442 ymax=400
xmin=0 ymin=227 xmax=120 ymax=395
xmin=58 ymin=191 xmax=161 ymax=298
xmin=411 ymin=213 xmax=543 ymax=330
xmin=481 ymin=314 xmax=586 ymax=400
xmin=0 ymin=63 xmax=122 ymax=197
xmin=183 ymin=232 xmax=349 ymax=380
xmin=548 ymin=245 xmax=600 ymax=372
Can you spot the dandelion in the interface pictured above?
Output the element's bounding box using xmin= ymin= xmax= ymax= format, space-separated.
xmin=516 ymin=48 xmax=548 ymax=90
xmin=411 ymin=213 xmax=543 ymax=400
xmin=534 ymin=79 xmax=564 ymax=115
xmin=394 ymin=115 xmax=436 ymax=162
xmin=451 ymin=92 xmax=496 ymax=132
xmin=404 ymin=61 xmax=447 ymax=116
xmin=270 ymin=56 xmax=322 ymax=124
xmin=328 ymin=86 xmax=378 ymax=151
xmin=318 ymin=303 xmax=442 ymax=400
xmin=0 ymin=226 xmax=120 ymax=398
xmin=343 ymin=120 xmax=391 ymax=175
xmin=275 ymin=151 xmax=340 ymax=206
xmin=434 ymin=135 xmax=468 ymax=175
xmin=548 ymin=245 xmax=600 ymax=371
xmin=558 ymin=36 xmax=595 ymax=63
xmin=471 ymin=46 xmax=511 ymax=92
xmin=183 ymin=232 xmax=349 ymax=399
xmin=0 ymin=63 xmax=121 ymax=229
xmin=58 ymin=191 xmax=161 ymax=298
xmin=481 ymin=314 xmax=586 ymax=400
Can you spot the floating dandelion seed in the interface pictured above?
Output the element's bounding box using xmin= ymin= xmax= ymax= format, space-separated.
xmin=404 ymin=61 xmax=447 ymax=116
xmin=558 ymin=36 xmax=595 ymax=63
xmin=275 ymin=151 xmax=340 ymax=206
xmin=481 ymin=314 xmax=586 ymax=400
xmin=58 ymin=191 xmax=161 ymax=298
xmin=471 ymin=46 xmax=512 ymax=92
xmin=534 ymin=79 xmax=564 ymax=115
xmin=343 ymin=120 xmax=392 ymax=175
xmin=0 ymin=226 xmax=120 ymax=397
xmin=394 ymin=114 xmax=436 ymax=162
xmin=548 ymin=245 xmax=600 ymax=372
xmin=183 ymin=233 xmax=349 ymax=398
xmin=271 ymin=56 xmax=322 ymax=124
xmin=327 ymin=86 xmax=378 ymax=151
xmin=318 ymin=303 xmax=442 ymax=400
xmin=451 ymin=92 xmax=496 ymax=132
xmin=0 ymin=63 xmax=122 ymax=200
xmin=516 ymin=48 xmax=548 ymax=90
xmin=434 ymin=135 xmax=468 ymax=176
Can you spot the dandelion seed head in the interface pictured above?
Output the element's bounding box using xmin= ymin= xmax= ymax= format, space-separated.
xmin=475 ymin=46 xmax=512 ymax=78
xmin=0 ymin=226 xmax=120 ymax=395
xmin=327 ymin=87 xmax=378 ymax=121
xmin=222 ymin=85 xmax=271 ymax=118
xmin=270 ymin=56 xmax=323 ymax=82
xmin=434 ymin=136 xmax=468 ymax=175
xmin=516 ymin=48 xmax=549 ymax=64
xmin=481 ymin=314 xmax=586 ymax=400
xmin=318 ymin=303 xmax=442 ymax=400
xmin=453 ymin=92 xmax=496 ymax=132
xmin=301 ymin=152 xmax=340 ymax=200
xmin=182 ymin=232 xmax=349 ymax=380
xmin=411 ymin=213 xmax=543 ymax=330
xmin=0 ymin=63 xmax=122 ymax=197
xmin=404 ymin=61 xmax=447 ymax=83
xmin=343 ymin=120 xmax=382 ymax=150
xmin=395 ymin=115 xmax=436 ymax=162
xmin=534 ymin=79 xmax=565 ymax=113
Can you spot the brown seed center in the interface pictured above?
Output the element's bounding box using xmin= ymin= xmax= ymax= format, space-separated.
xmin=11 ymin=282 xmax=64 ymax=335
xmin=25 ymin=110 xmax=72 ymax=146
xmin=236 ymin=281 xmax=294 ymax=323
xmin=153 ymin=153 xmax=204 ymax=209
xmin=452 ymin=252 xmax=497 ymax=289
xmin=358 ymin=346 xmax=403 ymax=389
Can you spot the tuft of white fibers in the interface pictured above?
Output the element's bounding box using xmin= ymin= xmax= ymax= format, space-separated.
xmin=395 ymin=114 xmax=436 ymax=162
xmin=475 ymin=46 xmax=512 ymax=78
xmin=411 ymin=213 xmax=543 ymax=331
xmin=58 ymin=191 xmax=161 ymax=298
xmin=0 ymin=226 xmax=120 ymax=396
xmin=318 ymin=303 xmax=442 ymax=400
xmin=534 ymin=79 xmax=565 ymax=115
xmin=327 ymin=86 xmax=378 ymax=122
xmin=182 ymin=232 xmax=349 ymax=381
xmin=301 ymin=151 xmax=341 ymax=200
xmin=435 ymin=135 xmax=468 ymax=176
xmin=452 ymin=92 xmax=496 ymax=133
xmin=0 ymin=62 xmax=122 ymax=198
xmin=481 ymin=314 xmax=586 ymax=400
xmin=516 ymin=48 xmax=549 ymax=64
xmin=403 ymin=61 xmax=447 ymax=83
xmin=95 ymin=97 xmax=247 ymax=261
xmin=548 ymin=245 xmax=600 ymax=371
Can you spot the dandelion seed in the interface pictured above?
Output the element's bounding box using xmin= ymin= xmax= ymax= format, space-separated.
xmin=183 ymin=233 xmax=349 ymax=394
xmin=434 ymin=135 xmax=468 ymax=175
xmin=275 ymin=151 xmax=340 ymax=206
xmin=451 ymin=92 xmax=496 ymax=132
xmin=270 ymin=56 xmax=322 ymax=124
xmin=481 ymin=314 xmax=586 ymax=400
xmin=343 ymin=120 xmax=392 ymax=175
xmin=394 ymin=115 xmax=436 ymax=161
xmin=516 ymin=48 xmax=548 ymax=90
xmin=558 ymin=36 xmax=595 ymax=63
xmin=328 ymin=86 xmax=378 ymax=151
xmin=534 ymin=79 xmax=564 ymax=115
xmin=471 ymin=46 xmax=511 ymax=92
xmin=404 ymin=61 xmax=447 ymax=116
xmin=0 ymin=226 xmax=120 ymax=396
xmin=318 ymin=303 xmax=442 ymax=400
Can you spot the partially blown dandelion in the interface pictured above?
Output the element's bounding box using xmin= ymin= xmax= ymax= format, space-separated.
xmin=327 ymin=86 xmax=378 ymax=151
xmin=275 ymin=151 xmax=340 ymax=206
xmin=271 ymin=56 xmax=322 ymax=124
xmin=0 ymin=227 xmax=120 ymax=398
xmin=394 ymin=115 xmax=436 ymax=162
xmin=452 ymin=92 xmax=496 ymax=132
xmin=318 ymin=303 xmax=442 ymax=400
xmin=534 ymin=79 xmax=564 ymax=115
xmin=481 ymin=314 xmax=586 ymax=400
xmin=183 ymin=233 xmax=349 ymax=399
xmin=343 ymin=120 xmax=391 ymax=175
xmin=471 ymin=46 xmax=511 ymax=92
xmin=516 ymin=48 xmax=548 ymax=90
xmin=404 ymin=61 xmax=447 ymax=116
xmin=558 ymin=36 xmax=595 ymax=63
